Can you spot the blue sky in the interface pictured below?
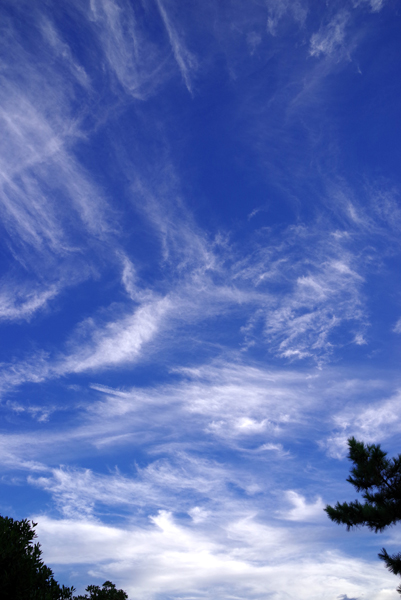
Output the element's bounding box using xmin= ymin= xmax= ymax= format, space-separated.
xmin=1 ymin=0 xmax=401 ymax=598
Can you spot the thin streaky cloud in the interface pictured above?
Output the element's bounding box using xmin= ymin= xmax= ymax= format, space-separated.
xmin=155 ymin=0 xmax=198 ymax=94
xmin=40 ymin=17 xmax=90 ymax=89
xmin=87 ymin=0 xmax=170 ymax=99
xmin=62 ymin=297 xmax=172 ymax=373
xmin=353 ymin=0 xmax=386 ymax=12
xmin=235 ymin=225 xmax=367 ymax=362
xmin=0 ymin=283 xmax=59 ymax=322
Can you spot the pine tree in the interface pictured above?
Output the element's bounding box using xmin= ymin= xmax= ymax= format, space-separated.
xmin=325 ymin=437 xmax=401 ymax=593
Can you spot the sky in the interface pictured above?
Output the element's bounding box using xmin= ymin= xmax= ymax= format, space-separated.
xmin=1 ymin=0 xmax=401 ymax=598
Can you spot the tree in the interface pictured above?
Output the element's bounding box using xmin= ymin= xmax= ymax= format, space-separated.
xmin=73 ymin=581 xmax=128 ymax=600
xmin=0 ymin=515 xmax=75 ymax=600
xmin=325 ymin=437 xmax=401 ymax=594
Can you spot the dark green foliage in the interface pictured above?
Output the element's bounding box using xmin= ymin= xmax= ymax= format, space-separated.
xmin=73 ymin=580 xmax=128 ymax=600
xmin=325 ymin=437 xmax=401 ymax=594
xmin=0 ymin=515 xmax=74 ymax=600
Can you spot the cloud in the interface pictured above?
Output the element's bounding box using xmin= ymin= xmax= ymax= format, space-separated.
xmin=310 ymin=12 xmax=350 ymax=60
xmin=278 ymin=490 xmax=326 ymax=522
xmin=0 ymin=293 xmax=173 ymax=392
xmin=1 ymin=359 xmax=399 ymax=598
xmin=266 ymin=0 xmax=308 ymax=36
xmin=40 ymin=17 xmax=90 ymax=88
xmin=6 ymin=400 xmax=57 ymax=423
xmin=87 ymin=0 xmax=171 ymax=99
xmin=130 ymin=174 xmax=217 ymax=274
xmin=0 ymin=8 xmax=121 ymax=327
xmin=0 ymin=34 xmax=111 ymax=255
xmin=155 ymin=0 xmax=198 ymax=94
xmin=0 ymin=209 xmax=370 ymax=401
xmin=28 ymin=453 xmax=241 ymax=520
xmin=236 ymin=225 xmax=366 ymax=362
xmin=35 ymin=514 xmax=397 ymax=600
xmin=324 ymin=390 xmax=401 ymax=458
xmin=118 ymin=254 xmax=147 ymax=302
xmin=0 ymin=359 xmax=318 ymax=471
xmin=353 ymin=0 xmax=386 ymax=12
xmin=0 ymin=3 xmax=400 ymax=600
xmin=353 ymin=333 xmax=367 ymax=345
xmin=62 ymin=296 xmax=171 ymax=373
xmin=0 ymin=282 xmax=59 ymax=321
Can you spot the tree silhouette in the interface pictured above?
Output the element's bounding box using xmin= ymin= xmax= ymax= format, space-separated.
xmin=73 ymin=580 xmax=128 ymax=600
xmin=326 ymin=437 xmax=401 ymax=594
xmin=0 ymin=515 xmax=74 ymax=599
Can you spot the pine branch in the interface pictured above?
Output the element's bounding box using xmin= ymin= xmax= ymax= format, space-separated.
xmin=378 ymin=548 xmax=401 ymax=576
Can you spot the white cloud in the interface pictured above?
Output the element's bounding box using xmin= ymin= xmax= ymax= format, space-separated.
xmin=393 ymin=319 xmax=401 ymax=334
xmin=353 ymin=0 xmax=386 ymax=12
xmin=354 ymin=333 xmax=367 ymax=345
xmin=189 ymin=506 xmax=209 ymax=523
xmin=0 ymin=283 xmax=59 ymax=321
xmin=62 ymin=297 xmax=171 ymax=373
xmin=40 ymin=17 xmax=90 ymax=88
xmin=278 ymin=490 xmax=326 ymax=522
xmin=131 ymin=175 xmax=217 ymax=274
xmin=310 ymin=12 xmax=350 ymax=59
xmin=237 ymin=226 xmax=366 ymax=362
xmin=324 ymin=390 xmax=401 ymax=458
xmin=0 ymin=77 xmax=111 ymax=254
xmin=6 ymin=400 xmax=57 ymax=423
xmin=0 ymin=5 xmax=399 ymax=600
xmin=0 ymin=12 xmax=120 ymax=328
xmin=0 ymin=359 xmax=320 ymax=473
xmin=118 ymin=254 xmax=150 ymax=302
xmin=87 ymin=0 xmax=170 ymax=99
xmin=35 ymin=514 xmax=398 ymax=600
xmin=28 ymin=455 xmax=236 ymax=519
xmin=155 ymin=0 xmax=198 ymax=94
xmin=267 ymin=0 xmax=308 ymax=36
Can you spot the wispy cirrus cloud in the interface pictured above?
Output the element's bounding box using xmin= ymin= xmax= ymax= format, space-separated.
xmin=28 ymin=452 xmax=251 ymax=520
xmin=155 ymin=0 xmax=198 ymax=94
xmin=0 ymin=84 xmax=112 ymax=253
xmin=324 ymin=390 xmax=401 ymax=458
xmin=0 ymin=360 xmax=315 ymax=466
xmin=0 ymin=215 xmax=369 ymax=397
xmin=353 ymin=0 xmax=387 ymax=12
xmin=0 ymin=3 xmax=400 ymax=598
xmin=309 ymin=11 xmax=351 ymax=60
xmin=0 ymin=282 xmax=59 ymax=322
xmin=266 ymin=0 xmax=308 ymax=36
xmin=86 ymin=0 xmax=171 ymax=99
xmin=130 ymin=174 xmax=217 ymax=274
xmin=39 ymin=17 xmax=90 ymax=89
xmin=235 ymin=224 xmax=367 ymax=362
xmin=0 ymin=8 xmax=119 ymax=324
xmin=63 ymin=296 xmax=172 ymax=373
